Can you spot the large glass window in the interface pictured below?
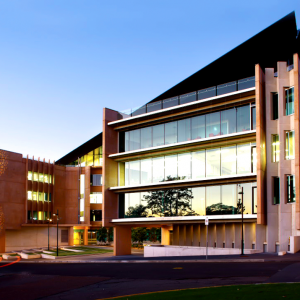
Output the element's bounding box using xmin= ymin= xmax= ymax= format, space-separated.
xmin=178 ymin=153 xmax=191 ymax=180
xmin=90 ymin=192 xmax=102 ymax=204
xmin=123 ymin=104 xmax=252 ymax=152
xmin=237 ymin=105 xmax=250 ymax=132
xmin=206 ymin=148 xmax=220 ymax=177
xmin=90 ymin=210 xmax=102 ymax=221
xmin=152 ymin=157 xmax=164 ymax=183
xmin=130 ymin=129 xmax=141 ymax=151
xmin=222 ymin=185 xmax=237 ymax=214
xmin=273 ymin=177 xmax=280 ymax=205
xmin=206 ymin=112 xmax=220 ymax=137
xmin=192 ymin=187 xmax=206 ymax=215
xmin=272 ymin=134 xmax=280 ymax=162
xmin=165 ymin=121 xmax=177 ymax=145
xmin=165 ymin=155 xmax=178 ymax=179
xmin=153 ymin=124 xmax=164 ymax=147
xmin=191 ymin=115 xmax=205 ymax=140
xmin=129 ymin=161 xmax=140 ymax=185
xmin=287 ymin=175 xmax=295 ymax=203
xmin=237 ymin=144 xmax=251 ymax=174
xmin=141 ymin=127 xmax=152 ymax=149
xmin=206 ymin=186 xmax=221 ymax=214
xmin=123 ymin=142 xmax=255 ymax=186
xmin=192 ymin=151 xmax=205 ymax=179
xmin=285 ymin=87 xmax=294 ymax=116
xmin=141 ymin=159 xmax=152 ymax=184
xmin=178 ymin=119 xmax=191 ymax=143
xmin=285 ymin=130 xmax=295 ymax=160
xmin=221 ymin=146 xmax=236 ymax=176
xmin=221 ymin=108 xmax=236 ymax=135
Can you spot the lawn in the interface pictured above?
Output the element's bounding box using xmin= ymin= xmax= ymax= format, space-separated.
xmin=111 ymin=283 xmax=300 ymax=300
xmin=46 ymin=247 xmax=112 ymax=256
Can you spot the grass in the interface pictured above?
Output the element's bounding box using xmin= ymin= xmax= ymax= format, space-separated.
xmin=111 ymin=283 xmax=300 ymax=300
xmin=45 ymin=247 xmax=112 ymax=256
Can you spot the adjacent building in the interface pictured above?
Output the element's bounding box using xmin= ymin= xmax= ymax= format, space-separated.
xmin=1 ymin=12 xmax=300 ymax=255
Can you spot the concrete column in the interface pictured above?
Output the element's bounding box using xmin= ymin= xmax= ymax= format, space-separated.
xmin=234 ymin=223 xmax=242 ymax=249
xmin=178 ymin=225 xmax=186 ymax=246
xmin=225 ymin=223 xmax=234 ymax=248
xmin=173 ymin=225 xmax=179 ymax=245
xmin=83 ymin=227 xmax=88 ymax=245
xmin=216 ymin=224 xmax=225 ymax=248
xmin=114 ymin=226 xmax=131 ymax=256
xmin=186 ymin=225 xmax=193 ymax=246
xmin=161 ymin=226 xmax=170 ymax=245
xmin=256 ymin=224 xmax=266 ymax=251
xmin=200 ymin=224 xmax=206 ymax=247
xmin=192 ymin=224 xmax=200 ymax=247
xmin=68 ymin=227 xmax=74 ymax=246
xmin=208 ymin=224 xmax=216 ymax=247
xmin=244 ymin=223 xmax=255 ymax=249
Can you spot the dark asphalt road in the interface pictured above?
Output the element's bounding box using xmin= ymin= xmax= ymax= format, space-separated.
xmin=0 ymin=261 xmax=299 ymax=299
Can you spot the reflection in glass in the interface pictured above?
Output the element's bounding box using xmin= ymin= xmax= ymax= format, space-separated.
xmin=206 ymin=148 xmax=220 ymax=177
xmin=221 ymin=146 xmax=236 ymax=176
xmin=239 ymin=183 xmax=252 ymax=214
xmin=191 ymin=115 xmax=205 ymax=140
xmin=125 ymin=162 xmax=129 ymax=186
xmin=153 ymin=124 xmax=164 ymax=147
xmin=163 ymin=97 xmax=178 ymax=109
xmin=206 ymin=186 xmax=221 ymax=214
xmin=165 ymin=121 xmax=177 ymax=145
xmin=178 ymin=119 xmax=191 ymax=142
xmin=237 ymin=144 xmax=251 ymax=174
xmin=125 ymin=132 xmax=130 ymax=151
xmin=179 ymin=92 xmax=196 ymax=105
xmin=130 ymin=129 xmax=141 ymax=151
xmin=178 ymin=153 xmax=191 ymax=180
xmin=237 ymin=105 xmax=250 ymax=132
xmin=141 ymin=127 xmax=152 ymax=149
xmin=221 ymin=108 xmax=236 ymax=135
xmin=192 ymin=151 xmax=205 ymax=179
xmin=222 ymin=185 xmax=237 ymax=214
xmin=192 ymin=187 xmax=206 ymax=215
xmin=206 ymin=112 xmax=220 ymax=137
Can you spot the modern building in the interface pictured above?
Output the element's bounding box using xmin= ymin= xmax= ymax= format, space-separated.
xmin=1 ymin=12 xmax=300 ymax=255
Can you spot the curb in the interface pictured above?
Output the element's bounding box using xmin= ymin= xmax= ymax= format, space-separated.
xmin=12 ymin=259 xmax=265 ymax=263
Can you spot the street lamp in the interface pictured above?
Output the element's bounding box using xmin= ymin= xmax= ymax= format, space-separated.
xmin=238 ymin=185 xmax=244 ymax=256
xmin=46 ymin=218 xmax=52 ymax=250
xmin=53 ymin=210 xmax=60 ymax=256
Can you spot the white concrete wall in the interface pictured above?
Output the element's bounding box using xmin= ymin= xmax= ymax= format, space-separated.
xmin=145 ymin=245 xmax=261 ymax=257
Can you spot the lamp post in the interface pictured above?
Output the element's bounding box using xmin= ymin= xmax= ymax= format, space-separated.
xmin=238 ymin=185 xmax=244 ymax=256
xmin=53 ymin=210 xmax=60 ymax=256
xmin=46 ymin=218 xmax=52 ymax=250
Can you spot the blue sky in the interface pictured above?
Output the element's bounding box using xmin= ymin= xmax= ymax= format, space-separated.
xmin=0 ymin=0 xmax=300 ymax=161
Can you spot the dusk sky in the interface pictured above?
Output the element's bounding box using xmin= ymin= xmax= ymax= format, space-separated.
xmin=1 ymin=1 xmax=300 ymax=161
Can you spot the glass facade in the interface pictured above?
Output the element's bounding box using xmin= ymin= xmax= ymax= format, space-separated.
xmin=120 ymin=182 xmax=256 ymax=218
xmin=90 ymin=210 xmax=102 ymax=221
xmin=123 ymin=104 xmax=253 ymax=152
xmin=273 ymin=177 xmax=280 ymax=205
xmin=272 ymin=93 xmax=278 ymax=120
xmin=91 ymin=174 xmax=102 ymax=186
xmin=28 ymin=171 xmax=52 ymax=183
xmin=285 ymin=131 xmax=295 ymax=160
xmin=69 ymin=146 xmax=103 ymax=167
xmin=28 ymin=191 xmax=51 ymax=202
xmin=121 ymin=142 xmax=256 ymax=186
xmin=285 ymin=87 xmax=294 ymax=116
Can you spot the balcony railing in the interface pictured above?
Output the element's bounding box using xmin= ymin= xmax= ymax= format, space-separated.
xmin=120 ymin=76 xmax=255 ymax=118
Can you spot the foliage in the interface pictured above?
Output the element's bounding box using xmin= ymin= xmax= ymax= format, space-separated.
xmin=131 ymin=227 xmax=147 ymax=244
xmin=237 ymin=198 xmax=246 ymax=214
xmin=107 ymin=227 xmax=114 ymax=242
xmin=96 ymin=227 xmax=108 ymax=242
xmin=206 ymin=203 xmax=238 ymax=215
xmin=125 ymin=204 xmax=148 ymax=218
xmin=142 ymin=176 xmax=197 ymax=217
xmin=148 ymin=228 xmax=158 ymax=242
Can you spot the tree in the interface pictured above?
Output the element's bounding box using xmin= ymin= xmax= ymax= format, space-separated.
xmin=107 ymin=227 xmax=114 ymax=242
xmin=0 ymin=150 xmax=8 ymax=177
xmin=97 ymin=227 xmax=108 ymax=242
xmin=148 ymin=228 xmax=158 ymax=242
xmin=206 ymin=203 xmax=237 ymax=215
xmin=131 ymin=227 xmax=147 ymax=244
xmin=142 ymin=176 xmax=197 ymax=217
xmin=125 ymin=204 xmax=148 ymax=218
xmin=237 ymin=198 xmax=246 ymax=214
